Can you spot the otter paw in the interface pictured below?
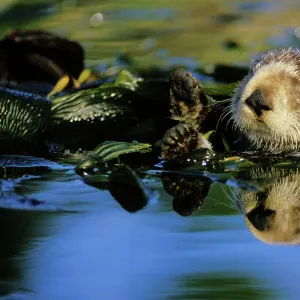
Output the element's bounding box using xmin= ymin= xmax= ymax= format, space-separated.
xmin=169 ymin=68 xmax=211 ymax=124
xmin=161 ymin=123 xmax=211 ymax=160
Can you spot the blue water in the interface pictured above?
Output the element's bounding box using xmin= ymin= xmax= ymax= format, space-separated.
xmin=0 ymin=156 xmax=299 ymax=300
xmin=1 ymin=0 xmax=300 ymax=299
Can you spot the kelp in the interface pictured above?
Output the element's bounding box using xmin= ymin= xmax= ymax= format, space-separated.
xmin=75 ymin=141 xmax=155 ymax=213
xmin=51 ymin=68 xmax=238 ymax=123
xmin=0 ymin=62 xmax=240 ymax=149
xmin=0 ymin=87 xmax=51 ymax=141
xmin=51 ymin=86 xmax=138 ymax=123
xmin=51 ymin=70 xmax=141 ymax=122
xmin=75 ymin=140 xmax=152 ymax=175
xmin=47 ymin=69 xmax=172 ymax=149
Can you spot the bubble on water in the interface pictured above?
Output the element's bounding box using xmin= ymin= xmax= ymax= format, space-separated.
xmin=295 ymin=26 xmax=300 ymax=39
xmin=142 ymin=38 xmax=156 ymax=51
xmin=90 ymin=13 xmax=104 ymax=28
xmin=204 ymin=64 xmax=215 ymax=74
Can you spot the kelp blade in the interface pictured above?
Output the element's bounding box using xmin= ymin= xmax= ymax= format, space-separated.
xmin=75 ymin=141 xmax=152 ymax=174
xmin=51 ymin=85 xmax=138 ymax=123
xmin=0 ymin=87 xmax=51 ymax=140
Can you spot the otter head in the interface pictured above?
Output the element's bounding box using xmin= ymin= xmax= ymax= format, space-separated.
xmin=235 ymin=171 xmax=300 ymax=244
xmin=231 ymin=48 xmax=300 ymax=152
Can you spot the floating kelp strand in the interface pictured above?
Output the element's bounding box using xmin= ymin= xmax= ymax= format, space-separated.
xmin=0 ymin=87 xmax=51 ymax=140
xmin=51 ymin=93 xmax=86 ymax=113
xmin=75 ymin=141 xmax=152 ymax=175
xmin=51 ymin=86 xmax=137 ymax=123
xmin=62 ymin=103 xmax=131 ymax=123
xmin=92 ymin=141 xmax=151 ymax=160
xmin=51 ymin=85 xmax=135 ymax=108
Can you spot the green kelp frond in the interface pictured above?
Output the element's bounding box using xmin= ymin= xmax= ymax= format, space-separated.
xmin=50 ymin=69 xmax=142 ymax=123
xmin=0 ymin=87 xmax=51 ymax=140
xmin=75 ymin=140 xmax=152 ymax=174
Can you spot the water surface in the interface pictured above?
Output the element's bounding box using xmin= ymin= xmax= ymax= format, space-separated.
xmin=1 ymin=1 xmax=300 ymax=299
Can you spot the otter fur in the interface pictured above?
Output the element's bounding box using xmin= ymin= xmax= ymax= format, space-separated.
xmin=231 ymin=48 xmax=300 ymax=153
xmin=162 ymin=48 xmax=300 ymax=160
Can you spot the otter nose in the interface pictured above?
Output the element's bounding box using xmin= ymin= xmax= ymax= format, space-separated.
xmin=246 ymin=203 xmax=275 ymax=231
xmin=245 ymin=89 xmax=271 ymax=117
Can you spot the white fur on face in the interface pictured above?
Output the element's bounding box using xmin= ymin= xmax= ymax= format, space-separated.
xmin=231 ymin=49 xmax=300 ymax=153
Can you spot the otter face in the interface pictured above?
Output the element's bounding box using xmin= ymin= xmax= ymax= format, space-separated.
xmin=235 ymin=173 xmax=300 ymax=244
xmin=231 ymin=49 xmax=300 ymax=152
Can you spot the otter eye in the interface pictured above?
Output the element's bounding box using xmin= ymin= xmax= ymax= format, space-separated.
xmin=245 ymin=89 xmax=271 ymax=117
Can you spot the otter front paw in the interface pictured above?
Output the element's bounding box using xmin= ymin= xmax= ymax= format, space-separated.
xmin=169 ymin=68 xmax=211 ymax=125
xmin=161 ymin=123 xmax=211 ymax=160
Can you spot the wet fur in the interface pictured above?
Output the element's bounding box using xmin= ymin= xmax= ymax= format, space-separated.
xmin=231 ymin=48 xmax=300 ymax=153
xmin=161 ymin=48 xmax=300 ymax=160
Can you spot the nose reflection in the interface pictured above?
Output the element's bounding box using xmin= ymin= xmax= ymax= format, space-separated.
xmin=245 ymin=89 xmax=271 ymax=117
xmin=246 ymin=203 xmax=275 ymax=231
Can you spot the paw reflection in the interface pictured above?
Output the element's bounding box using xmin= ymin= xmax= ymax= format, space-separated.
xmin=161 ymin=165 xmax=300 ymax=245
xmin=161 ymin=172 xmax=212 ymax=216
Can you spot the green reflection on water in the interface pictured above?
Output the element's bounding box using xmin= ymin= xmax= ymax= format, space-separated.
xmin=1 ymin=0 xmax=300 ymax=68
xmin=169 ymin=272 xmax=278 ymax=300
xmin=0 ymin=1 xmax=299 ymax=299
xmin=204 ymin=183 xmax=238 ymax=216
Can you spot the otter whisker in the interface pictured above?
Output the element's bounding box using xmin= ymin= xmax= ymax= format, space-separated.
xmin=225 ymin=115 xmax=234 ymax=131
xmin=219 ymin=183 xmax=240 ymax=211
xmin=203 ymin=98 xmax=231 ymax=108
xmin=216 ymin=105 xmax=231 ymax=126
xmin=216 ymin=107 xmax=232 ymax=131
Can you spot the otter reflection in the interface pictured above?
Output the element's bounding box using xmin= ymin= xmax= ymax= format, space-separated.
xmin=161 ymin=166 xmax=300 ymax=245
xmin=88 ymin=160 xmax=300 ymax=245
xmin=233 ymin=167 xmax=300 ymax=245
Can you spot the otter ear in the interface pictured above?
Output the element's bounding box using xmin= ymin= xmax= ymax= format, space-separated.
xmin=246 ymin=203 xmax=275 ymax=231
xmin=161 ymin=123 xmax=211 ymax=161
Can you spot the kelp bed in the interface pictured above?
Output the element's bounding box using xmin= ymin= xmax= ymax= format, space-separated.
xmin=0 ymin=29 xmax=299 ymax=248
xmin=2 ymin=3 xmax=300 ymax=299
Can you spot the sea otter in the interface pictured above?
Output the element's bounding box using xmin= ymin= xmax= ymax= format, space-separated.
xmin=233 ymin=167 xmax=300 ymax=245
xmin=161 ymin=48 xmax=300 ymax=159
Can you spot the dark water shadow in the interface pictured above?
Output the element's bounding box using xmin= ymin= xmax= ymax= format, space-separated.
xmin=0 ymin=2 xmax=57 ymax=28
